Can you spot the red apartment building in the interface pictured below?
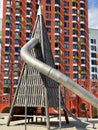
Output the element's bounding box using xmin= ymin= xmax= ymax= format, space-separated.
xmin=0 ymin=0 xmax=96 ymax=117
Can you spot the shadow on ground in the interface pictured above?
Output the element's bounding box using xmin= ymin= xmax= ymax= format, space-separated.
xmin=10 ymin=119 xmax=97 ymax=130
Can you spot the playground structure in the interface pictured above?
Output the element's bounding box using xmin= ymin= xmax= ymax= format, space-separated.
xmin=7 ymin=5 xmax=98 ymax=130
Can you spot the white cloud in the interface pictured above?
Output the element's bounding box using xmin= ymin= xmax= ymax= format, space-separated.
xmin=88 ymin=7 xmax=98 ymax=29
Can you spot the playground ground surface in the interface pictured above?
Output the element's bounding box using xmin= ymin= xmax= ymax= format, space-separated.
xmin=0 ymin=113 xmax=98 ymax=130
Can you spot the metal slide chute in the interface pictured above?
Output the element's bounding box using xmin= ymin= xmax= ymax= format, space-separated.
xmin=21 ymin=37 xmax=98 ymax=109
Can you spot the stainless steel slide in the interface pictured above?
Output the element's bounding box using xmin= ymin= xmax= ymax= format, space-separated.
xmin=20 ymin=38 xmax=98 ymax=109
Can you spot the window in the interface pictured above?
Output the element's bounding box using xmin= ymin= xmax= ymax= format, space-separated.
xmin=4 ymin=71 xmax=9 ymax=76
xmin=73 ymin=16 xmax=78 ymax=21
xmin=81 ymin=45 xmax=86 ymax=50
xmin=55 ymin=50 xmax=60 ymax=55
xmin=46 ymin=13 xmax=51 ymax=18
xmin=46 ymin=6 xmax=51 ymax=11
xmin=14 ymin=79 xmax=18 ymax=85
xmin=27 ymin=10 xmax=32 ymax=16
xmin=64 ymin=15 xmax=69 ymax=20
xmin=64 ymin=22 xmax=69 ymax=27
xmin=73 ymin=23 xmax=78 ymax=28
xmin=64 ymin=1 xmax=69 ymax=6
xmin=91 ymin=60 xmax=97 ymax=65
xmin=92 ymin=67 xmax=97 ymax=72
xmin=46 ymin=28 xmax=51 ymax=33
xmin=26 ymin=25 xmax=32 ymax=30
xmin=15 ymin=40 xmax=21 ymax=45
xmin=80 ymin=10 xmax=85 ymax=16
xmin=72 ymin=2 xmax=77 ymax=7
xmin=64 ymin=51 xmax=70 ymax=56
xmin=55 ymin=58 xmax=61 ymax=63
xmin=4 ymin=79 xmax=11 ymax=84
xmin=6 ymin=7 xmax=12 ymax=13
xmin=73 ymin=44 xmax=78 ymax=49
xmin=64 ymin=66 xmax=70 ymax=71
xmin=91 ymin=53 xmax=96 ymax=58
xmin=81 ymin=66 xmax=86 ymax=71
xmin=5 ymin=47 xmax=11 ymax=52
xmin=81 ymin=74 xmax=86 ymax=79
xmin=73 ymin=51 xmax=78 ymax=56
xmin=27 ymin=3 xmax=32 ymax=8
xmin=5 ymin=55 xmax=11 ymax=60
xmin=91 ymin=46 xmax=96 ymax=51
xmin=81 ymin=31 xmax=85 ymax=36
xmin=64 ymin=36 xmax=69 ymax=42
xmin=15 ymin=32 xmax=21 ymax=37
xmin=55 ymin=0 xmax=60 ymax=5
xmin=26 ymin=18 xmax=32 ymax=23
xmin=80 ymin=38 xmax=86 ymax=43
xmin=6 ymin=23 xmax=12 ymax=28
xmin=81 ymin=52 xmax=86 ymax=57
xmin=14 ymin=72 xmax=19 ymax=77
xmin=73 ymin=30 xmax=78 ymax=35
xmin=80 ymin=3 xmax=85 ymax=8
xmin=15 ymin=47 xmax=20 ymax=53
xmin=55 ymin=28 xmax=60 ymax=33
xmin=4 ymin=63 xmax=9 ymax=68
xmin=55 ymin=21 xmax=60 ymax=26
xmin=64 ymin=44 xmax=70 ymax=49
xmin=55 ymin=7 xmax=60 ymax=12
xmin=90 ymin=39 xmax=96 ymax=44
xmin=46 ymin=0 xmax=51 ymax=4
xmin=14 ymin=63 xmax=20 ymax=68
xmin=80 ymin=24 xmax=85 ymax=29
xmin=16 ymin=9 xmax=22 ymax=14
xmin=4 ymin=88 xmax=10 ymax=93
xmin=55 ymin=35 xmax=60 ymax=40
xmin=55 ymin=14 xmax=60 ymax=19
xmin=73 ymin=66 xmax=78 ymax=71
xmin=72 ymin=9 xmax=77 ymax=14
xmin=73 ymin=37 xmax=78 ymax=42
xmin=46 ymin=20 xmax=51 ymax=25
xmin=6 ymin=31 xmax=12 ymax=36
xmin=6 ymin=0 xmax=12 ymax=5
xmin=73 ymin=59 xmax=78 ymax=64
xmin=80 ymin=17 xmax=85 ymax=22
xmin=92 ymin=74 xmax=97 ymax=79
xmin=16 ymin=1 xmax=22 ymax=6
xmin=64 ymin=29 xmax=69 ymax=34
xmin=16 ymin=16 xmax=22 ymax=22
xmin=81 ymin=59 xmax=86 ymax=64
xmin=64 ymin=58 xmax=70 ymax=64
xmin=74 ymin=74 xmax=79 ymax=79
xmin=26 ymin=33 xmax=31 ymax=38
xmin=16 ymin=24 xmax=22 ymax=29
xmin=5 ymin=39 xmax=12 ymax=44
xmin=15 ymin=55 xmax=21 ymax=60
xmin=55 ymin=43 xmax=60 ymax=48
xmin=64 ymin=8 xmax=69 ymax=13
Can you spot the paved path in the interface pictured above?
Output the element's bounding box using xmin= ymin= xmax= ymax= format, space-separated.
xmin=0 ymin=113 xmax=98 ymax=130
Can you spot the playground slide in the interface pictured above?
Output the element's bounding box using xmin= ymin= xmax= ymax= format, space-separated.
xmin=20 ymin=38 xmax=98 ymax=109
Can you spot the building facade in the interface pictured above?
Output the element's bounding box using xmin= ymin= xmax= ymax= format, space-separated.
xmin=89 ymin=28 xmax=98 ymax=96
xmin=0 ymin=0 xmax=91 ymax=117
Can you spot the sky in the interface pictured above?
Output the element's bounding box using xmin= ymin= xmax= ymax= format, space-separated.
xmin=88 ymin=0 xmax=98 ymax=29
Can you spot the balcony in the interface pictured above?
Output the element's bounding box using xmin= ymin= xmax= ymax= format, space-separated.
xmin=26 ymin=0 xmax=31 ymax=2
xmin=80 ymin=0 xmax=85 ymax=3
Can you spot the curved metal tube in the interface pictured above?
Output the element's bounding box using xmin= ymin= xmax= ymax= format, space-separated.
xmin=21 ymin=38 xmax=98 ymax=108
